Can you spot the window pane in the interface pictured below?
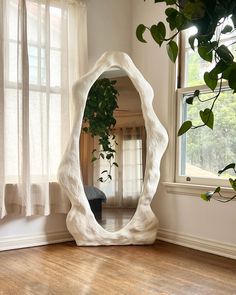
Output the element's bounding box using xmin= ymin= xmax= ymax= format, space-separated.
xmin=184 ymin=50 xmax=213 ymax=87
xmin=123 ymin=180 xmax=143 ymax=196
xmin=182 ymin=19 xmax=236 ymax=87
xmin=49 ymin=94 xmax=62 ymax=177
xmin=9 ymin=0 xmax=18 ymax=40
xmin=50 ymin=49 xmax=61 ymax=86
xmin=29 ymin=92 xmax=62 ymax=178
xmin=50 ymin=6 xmax=62 ymax=49
xmin=180 ymin=89 xmax=236 ymax=179
xmin=5 ymin=89 xmax=19 ymax=178
xmin=28 ymin=45 xmax=38 ymax=84
xmin=8 ymin=42 xmax=17 ymax=82
xmin=27 ymin=1 xmax=39 ymax=43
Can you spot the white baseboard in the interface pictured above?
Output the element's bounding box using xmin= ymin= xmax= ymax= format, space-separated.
xmin=157 ymin=228 xmax=236 ymax=260
xmin=1 ymin=228 xmax=235 ymax=259
xmin=0 ymin=231 xmax=74 ymax=251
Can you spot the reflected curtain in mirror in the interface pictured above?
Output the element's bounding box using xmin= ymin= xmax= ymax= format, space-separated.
xmin=92 ymin=126 xmax=146 ymax=208
xmin=0 ymin=0 xmax=87 ymax=218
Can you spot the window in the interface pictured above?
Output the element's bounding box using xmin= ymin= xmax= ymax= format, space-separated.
xmin=5 ymin=0 xmax=68 ymax=182
xmin=177 ymin=21 xmax=236 ymax=186
xmin=0 ymin=0 xmax=86 ymax=217
xmin=93 ymin=127 xmax=146 ymax=208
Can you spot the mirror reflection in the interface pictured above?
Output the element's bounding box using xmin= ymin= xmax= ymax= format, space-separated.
xmin=80 ymin=68 xmax=146 ymax=232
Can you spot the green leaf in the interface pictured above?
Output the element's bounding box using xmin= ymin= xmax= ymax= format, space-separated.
xmin=198 ymin=46 xmax=213 ymax=62
xmin=199 ymin=108 xmax=214 ymax=129
xmin=228 ymin=69 xmax=236 ymax=92
xmin=101 ymin=170 xmax=108 ymax=174
xmin=188 ymin=35 xmax=196 ymax=50
xmin=158 ymin=21 xmax=166 ymax=35
xmin=165 ymin=7 xmax=177 ymax=17
xmin=136 ymin=24 xmax=147 ymax=43
xmin=150 ymin=23 xmax=165 ymax=46
xmin=216 ymin=45 xmax=234 ymax=63
xmin=201 ymin=193 xmax=209 ymax=201
xmin=106 ymin=153 xmax=113 ymax=160
xmin=222 ymin=62 xmax=236 ymax=80
xmin=165 ymin=8 xmax=178 ymax=31
xmin=166 ymin=40 xmax=178 ymax=63
xmin=175 ymin=13 xmax=186 ymax=30
xmin=108 ymin=175 xmax=112 ymax=180
xmin=194 ymin=89 xmax=200 ymax=97
xmin=201 ymin=191 xmax=214 ymax=202
xmin=218 ymin=163 xmax=236 ymax=175
xmin=222 ymin=25 xmax=233 ymax=34
xmin=150 ymin=22 xmax=166 ymax=46
xmin=178 ymin=120 xmax=192 ymax=136
xmin=210 ymin=60 xmax=228 ymax=76
xmin=204 ymin=72 xmax=217 ymax=91
xmin=113 ymin=162 xmax=119 ymax=167
xmin=182 ymin=1 xmax=205 ymax=20
xmin=91 ymin=156 xmax=97 ymax=162
xmin=186 ymin=96 xmax=194 ymax=104
xmin=229 ymin=178 xmax=236 ymax=191
xmin=214 ymin=187 xmax=221 ymax=193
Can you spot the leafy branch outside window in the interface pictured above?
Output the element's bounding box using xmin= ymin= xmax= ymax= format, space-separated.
xmin=136 ymin=0 xmax=236 ymax=202
xmin=83 ymin=78 xmax=119 ymax=182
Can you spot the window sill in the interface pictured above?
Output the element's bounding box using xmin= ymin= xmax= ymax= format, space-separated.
xmin=162 ymin=182 xmax=235 ymax=199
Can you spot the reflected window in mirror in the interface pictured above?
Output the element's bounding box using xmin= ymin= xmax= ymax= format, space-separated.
xmin=93 ymin=126 xmax=146 ymax=209
xmin=79 ymin=71 xmax=146 ymax=232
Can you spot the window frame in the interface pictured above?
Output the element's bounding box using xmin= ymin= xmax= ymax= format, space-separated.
xmin=175 ymin=83 xmax=233 ymax=187
xmin=175 ymin=27 xmax=236 ymax=188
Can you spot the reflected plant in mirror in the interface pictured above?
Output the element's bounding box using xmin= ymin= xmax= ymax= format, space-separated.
xmin=81 ymin=70 xmax=147 ymax=232
xmin=93 ymin=73 xmax=146 ymax=232
xmin=82 ymin=78 xmax=119 ymax=182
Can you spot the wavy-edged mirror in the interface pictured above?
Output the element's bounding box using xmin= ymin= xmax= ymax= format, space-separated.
xmin=58 ymin=52 xmax=168 ymax=246
xmin=80 ymin=69 xmax=145 ymax=232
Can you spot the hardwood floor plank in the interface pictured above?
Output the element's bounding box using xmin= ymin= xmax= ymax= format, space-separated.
xmin=0 ymin=241 xmax=235 ymax=295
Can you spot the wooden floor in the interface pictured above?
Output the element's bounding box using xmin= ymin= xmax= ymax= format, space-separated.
xmin=0 ymin=241 xmax=236 ymax=295
xmin=99 ymin=208 xmax=135 ymax=232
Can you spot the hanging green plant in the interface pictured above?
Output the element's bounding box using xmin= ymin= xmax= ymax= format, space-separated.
xmin=82 ymin=78 xmax=119 ymax=182
xmin=137 ymin=0 xmax=236 ymax=202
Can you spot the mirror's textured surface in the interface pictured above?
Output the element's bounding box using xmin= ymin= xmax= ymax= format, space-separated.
xmin=58 ymin=52 xmax=168 ymax=246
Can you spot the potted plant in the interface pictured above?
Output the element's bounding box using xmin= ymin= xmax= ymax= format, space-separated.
xmin=136 ymin=0 xmax=236 ymax=202
xmin=82 ymin=78 xmax=119 ymax=182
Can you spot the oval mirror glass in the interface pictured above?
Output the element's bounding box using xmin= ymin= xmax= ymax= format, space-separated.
xmin=80 ymin=68 xmax=146 ymax=232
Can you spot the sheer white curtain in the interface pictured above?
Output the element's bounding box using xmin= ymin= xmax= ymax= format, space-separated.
xmin=0 ymin=0 xmax=87 ymax=218
xmin=93 ymin=127 xmax=146 ymax=208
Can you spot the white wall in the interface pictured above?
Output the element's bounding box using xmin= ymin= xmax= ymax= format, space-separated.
xmin=131 ymin=0 xmax=236 ymax=258
xmin=1 ymin=0 xmax=235 ymax=257
xmin=87 ymin=0 xmax=132 ymax=69
xmin=0 ymin=0 xmax=133 ymax=251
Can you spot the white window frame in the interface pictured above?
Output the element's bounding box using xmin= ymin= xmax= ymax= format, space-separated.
xmin=175 ymin=23 xmax=236 ymax=188
xmin=175 ymin=83 xmax=232 ymax=187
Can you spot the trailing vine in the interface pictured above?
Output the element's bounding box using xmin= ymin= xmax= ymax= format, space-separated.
xmin=83 ymin=78 xmax=119 ymax=182
xmin=136 ymin=0 xmax=236 ymax=202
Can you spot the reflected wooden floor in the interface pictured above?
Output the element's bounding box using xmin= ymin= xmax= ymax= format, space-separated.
xmin=99 ymin=208 xmax=136 ymax=231
xmin=0 ymin=241 xmax=236 ymax=295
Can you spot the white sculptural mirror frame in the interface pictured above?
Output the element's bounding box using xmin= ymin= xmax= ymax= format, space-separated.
xmin=58 ymin=52 xmax=168 ymax=246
